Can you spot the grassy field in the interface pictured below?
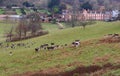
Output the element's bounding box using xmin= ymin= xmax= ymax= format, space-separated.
xmin=0 ymin=21 xmax=17 ymax=41
xmin=15 ymin=9 xmax=22 ymax=15
xmin=0 ymin=21 xmax=120 ymax=76
xmin=0 ymin=9 xmax=5 ymax=14
xmin=37 ymin=9 xmax=51 ymax=15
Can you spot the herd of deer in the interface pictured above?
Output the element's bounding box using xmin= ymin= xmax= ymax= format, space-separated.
xmin=35 ymin=40 xmax=81 ymax=52
xmin=0 ymin=40 xmax=81 ymax=56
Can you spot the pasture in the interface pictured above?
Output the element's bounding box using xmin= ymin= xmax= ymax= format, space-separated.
xmin=15 ymin=9 xmax=51 ymax=15
xmin=0 ymin=21 xmax=120 ymax=76
xmin=0 ymin=9 xmax=5 ymax=14
xmin=0 ymin=21 xmax=16 ymax=41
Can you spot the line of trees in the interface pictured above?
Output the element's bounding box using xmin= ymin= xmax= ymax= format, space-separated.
xmin=22 ymin=1 xmax=35 ymax=7
xmin=6 ymin=13 xmax=48 ymax=42
xmin=48 ymin=0 xmax=67 ymax=14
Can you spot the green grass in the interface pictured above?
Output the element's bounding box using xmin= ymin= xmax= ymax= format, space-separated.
xmin=21 ymin=21 xmax=120 ymax=45
xmin=103 ymin=69 xmax=120 ymax=76
xmin=15 ymin=9 xmax=22 ymax=15
xmin=15 ymin=8 xmax=34 ymax=15
xmin=0 ymin=21 xmax=120 ymax=76
xmin=24 ymin=9 xmax=34 ymax=14
xmin=37 ymin=9 xmax=51 ymax=15
xmin=0 ymin=22 xmax=58 ymax=40
xmin=42 ymin=23 xmax=60 ymax=32
xmin=0 ymin=8 xmax=5 ymax=14
xmin=0 ymin=21 xmax=17 ymax=41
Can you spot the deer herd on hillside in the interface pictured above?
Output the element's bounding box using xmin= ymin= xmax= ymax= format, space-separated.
xmin=0 ymin=40 xmax=81 ymax=56
xmin=1 ymin=33 xmax=120 ymax=56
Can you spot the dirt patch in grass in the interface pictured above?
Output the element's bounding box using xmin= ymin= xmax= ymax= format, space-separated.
xmin=13 ymin=63 xmax=120 ymax=76
xmin=93 ymin=54 xmax=111 ymax=64
xmin=67 ymin=61 xmax=83 ymax=67
xmin=100 ymin=34 xmax=120 ymax=43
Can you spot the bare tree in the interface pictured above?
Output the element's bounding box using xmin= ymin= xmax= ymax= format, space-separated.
xmin=15 ymin=17 xmax=29 ymax=39
xmin=20 ymin=18 xmax=28 ymax=37
xmin=71 ymin=0 xmax=80 ymax=27
xmin=26 ymin=13 xmax=42 ymax=35
xmin=13 ymin=13 xmax=43 ymax=41
xmin=15 ymin=22 xmax=22 ymax=39
xmin=6 ymin=26 xmax=14 ymax=41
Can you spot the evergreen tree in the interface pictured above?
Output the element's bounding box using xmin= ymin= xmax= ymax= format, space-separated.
xmin=81 ymin=2 xmax=92 ymax=10
xmin=48 ymin=0 xmax=60 ymax=13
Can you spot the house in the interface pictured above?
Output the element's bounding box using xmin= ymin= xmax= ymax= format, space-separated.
xmin=62 ymin=9 xmax=112 ymax=21
xmin=62 ymin=10 xmax=72 ymax=21
xmin=0 ymin=15 xmax=7 ymax=20
xmin=112 ymin=10 xmax=119 ymax=18
xmin=11 ymin=6 xmax=21 ymax=9
xmin=0 ymin=15 xmax=22 ymax=21
xmin=0 ymin=6 xmax=6 ymax=9
xmin=82 ymin=10 xmax=112 ymax=20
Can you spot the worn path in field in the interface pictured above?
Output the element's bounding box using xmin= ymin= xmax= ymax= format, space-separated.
xmin=13 ymin=63 xmax=120 ymax=76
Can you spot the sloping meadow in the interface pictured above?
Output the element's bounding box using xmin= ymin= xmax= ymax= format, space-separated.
xmin=0 ymin=21 xmax=120 ymax=76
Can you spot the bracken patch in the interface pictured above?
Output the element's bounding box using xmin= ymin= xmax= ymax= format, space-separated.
xmin=13 ymin=63 xmax=120 ymax=76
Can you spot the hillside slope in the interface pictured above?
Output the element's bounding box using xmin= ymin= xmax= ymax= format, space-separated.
xmin=0 ymin=21 xmax=120 ymax=76
xmin=0 ymin=0 xmax=49 ymax=7
xmin=0 ymin=0 xmax=120 ymax=9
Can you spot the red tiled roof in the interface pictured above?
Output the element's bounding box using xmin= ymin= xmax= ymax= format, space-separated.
xmin=0 ymin=15 xmax=7 ymax=18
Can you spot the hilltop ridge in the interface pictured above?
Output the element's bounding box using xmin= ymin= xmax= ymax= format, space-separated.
xmin=0 ymin=0 xmax=120 ymax=10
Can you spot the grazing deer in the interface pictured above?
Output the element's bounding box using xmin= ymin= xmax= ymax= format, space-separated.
xmin=35 ymin=48 xmax=39 ymax=52
xmin=72 ymin=40 xmax=80 ymax=47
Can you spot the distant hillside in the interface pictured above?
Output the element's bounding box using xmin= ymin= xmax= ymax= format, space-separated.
xmin=61 ymin=0 xmax=120 ymax=10
xmin=0 ymin=0 xmax=120 ymax=10
xmin=0 ymin=0 xmax=49 ymax=7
